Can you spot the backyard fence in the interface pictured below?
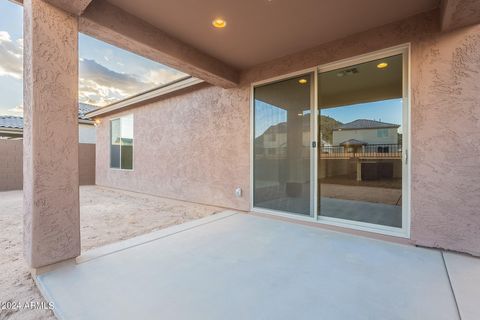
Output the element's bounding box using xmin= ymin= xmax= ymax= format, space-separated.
xmin=0 ymin=139 xmax=95 ymax=191
xmin=320 ymin=144 xmax=402 ymax=159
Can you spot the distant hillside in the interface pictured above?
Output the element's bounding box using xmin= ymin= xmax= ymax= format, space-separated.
xmin=320 ymin=115 xmax=342 ymax=144
xmin=254 ymin=115 xmax=342 ymax=145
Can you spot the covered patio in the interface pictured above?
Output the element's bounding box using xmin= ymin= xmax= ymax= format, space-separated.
xmin=36 ymin=212 xmax=478 ymax=320
xmin=12 ymin=0 xmax=480 ymax=319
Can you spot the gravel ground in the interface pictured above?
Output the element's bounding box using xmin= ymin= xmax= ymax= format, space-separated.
xmin=0 ymin=186 xmax=221 ymax=320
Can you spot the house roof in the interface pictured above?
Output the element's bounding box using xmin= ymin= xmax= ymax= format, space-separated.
xmin=0 ymin=116 xmax=23 ymax=130
xmin=86 ymin=77 xmax=203 ymax=118
xmin=0 ymin=103 xmax=97 ymax=130
xmin=78 ymin=103 xmax=97 ymax=120
xmin=335 ymin=119 xmax=400 ymax=130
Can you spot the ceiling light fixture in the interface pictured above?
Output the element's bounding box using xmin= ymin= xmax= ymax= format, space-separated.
xmin=298 ymin=79 xmax=308 ymax=84
xmin=297 ymin=113 xmax=303 ymax=116
xmin=212 ymin=18 xmax=227 ymax=28
xmin=377 ymin=62 xmax=388 ymax=69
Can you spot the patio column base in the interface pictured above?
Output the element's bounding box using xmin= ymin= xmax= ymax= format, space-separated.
xmin=31 ymin=258 xmax=77 ymax=277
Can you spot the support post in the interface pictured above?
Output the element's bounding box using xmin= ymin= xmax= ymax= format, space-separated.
xmin=23 ymin=0 xmax=80 ymax=268
xmin=356 ymin=159 xmax=362 ymax=182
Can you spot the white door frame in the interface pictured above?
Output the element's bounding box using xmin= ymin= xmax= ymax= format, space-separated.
xmin=250 ymin=43 xmax=411 ymax=238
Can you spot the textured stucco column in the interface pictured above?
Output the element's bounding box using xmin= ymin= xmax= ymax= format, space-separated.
xmin=23 ymin=0 xmax=80 ymax=268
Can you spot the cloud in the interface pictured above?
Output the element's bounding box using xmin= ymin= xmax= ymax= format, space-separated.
xmin=79 ymin=59 xmax=154 ymax=106
xmin=79 ymin=59 xmax=186 ymax=106
xmin=0 ymin=31 xmax=188 ymax=107
xmin=6 ymin=104 xmax=23 ymax=116
xmin=80 ymin=59 xmax=149 ymax=93
xmin=0 ymin=31 xmax=23 ymax=79
xmin=145 ymin=68 xmax=186 ymax=86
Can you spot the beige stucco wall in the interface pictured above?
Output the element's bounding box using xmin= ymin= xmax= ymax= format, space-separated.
xmin=410 ymin=25 xmax=480 ymax=256
xmin=96 ymin=84 xmax=250 ymax=210
xmin=96 ymin=11 xmax=480 ymax=256
xmin=78 ymin=143 xmax=96 ymax=186
xmin=0 ymin=140 xmax=95 ymax=191
xmin=0 ymin=140 xmax=23 ymax=191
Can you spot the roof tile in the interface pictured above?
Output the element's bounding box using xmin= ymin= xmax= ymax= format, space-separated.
xmin=336 ymin=119 xmax=400 ymax=130
xmin=0 ymin=103 xmax=97 ymax=129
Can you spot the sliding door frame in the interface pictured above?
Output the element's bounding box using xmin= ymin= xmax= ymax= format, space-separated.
xmin=250 ymin=66 xmax=318 ymax=220
xmin=250 ymin=43 xmax=411 ymax=238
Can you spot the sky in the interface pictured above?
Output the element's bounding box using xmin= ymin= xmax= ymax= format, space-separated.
xmin=321 ymin=99 xmax=403 ymax=128
xmin=0 ymin=0 xmax=187 ymax=116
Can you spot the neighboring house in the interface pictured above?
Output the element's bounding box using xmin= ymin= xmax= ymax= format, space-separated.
xmin=332 ymin=119 xmax=400 ymax=147
xmin=0 ymin=103 xmax=97 ymax=143
xmin=332 ymin=119 xmax=400 ymax=153
xmin=255 ymin=122 xmax=331 ymax=158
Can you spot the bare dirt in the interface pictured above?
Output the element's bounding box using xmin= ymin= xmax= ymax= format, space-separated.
xmin=0 ymin=186 xmax=221 ymax=320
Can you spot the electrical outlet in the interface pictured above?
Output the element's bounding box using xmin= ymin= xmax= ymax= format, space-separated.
xmin=235 ymin=187 xmax=242 ymax=198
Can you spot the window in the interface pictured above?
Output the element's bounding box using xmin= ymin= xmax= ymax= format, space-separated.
xmin=110 ymin=115 xmax=133 ymax=170
xmin=377 ymin=128 xmax=389 ymax=137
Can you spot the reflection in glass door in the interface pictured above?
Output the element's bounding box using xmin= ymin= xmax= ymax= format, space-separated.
xmin=318 ymin=54 xmax=404 ymax=228
xmin=253 ymin=73 xmax=314 ymax=216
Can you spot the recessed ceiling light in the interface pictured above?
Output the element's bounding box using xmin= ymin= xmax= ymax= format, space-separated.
xmin=298 ymin=79 xmax=308 ymax=84
xmin=212 ymin=18 xmax=227 ymax=28
xmin=377 ymin=62 xmax=388 ymax=69
xmin=297 ymin=113 xmax=303 ymax=116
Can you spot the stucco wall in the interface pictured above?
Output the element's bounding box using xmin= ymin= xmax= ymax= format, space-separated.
xmin=78 ymin=143 xmax=96 ymax=185
xmin=410 ymin=25 xmax=480 ymax=256
xmin=96 ymin=84 xmax=250 ymax=210
xmin=96 ymin=11 xmax=480 ymax=255
xmin=0 ymin=140 xmax=96 ymax=191
xmin=0 ymin=140 xmax=23 ymax=191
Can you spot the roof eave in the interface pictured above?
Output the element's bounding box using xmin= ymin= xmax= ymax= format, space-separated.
xmin=334 ymin=125 xmax=400 ymax=131
xmin=0 ymin=127 xmax=23 ymax=134
xmin=79 ymin=119 xmax=95 ymax=125
xmin=86 ymin=76 xmax=204 ymax=118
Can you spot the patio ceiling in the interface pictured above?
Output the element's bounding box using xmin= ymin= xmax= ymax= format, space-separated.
xmin=106 ymin=0 xmax=439 ymax=69
xmin=12 ymin=0 xmax=480 ymax=87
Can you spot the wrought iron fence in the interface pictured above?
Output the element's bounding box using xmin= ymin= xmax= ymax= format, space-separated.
xmin=320 ymin=144 xmax=402 ymax=159
xmin=255 ymin=144 xmax=402 ymax=159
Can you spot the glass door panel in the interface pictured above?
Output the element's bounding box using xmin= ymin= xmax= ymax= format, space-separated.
xmin=253 ymin=73 xmax=314 ymax=216
xmin=318 ymin=54 xmax=404 ymax=228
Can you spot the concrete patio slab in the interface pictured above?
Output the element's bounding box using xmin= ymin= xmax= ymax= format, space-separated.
xmin=443 ymin=251 xmax=480 ymax=320
xmin=37 ymin=212 xmax=460 ymax=320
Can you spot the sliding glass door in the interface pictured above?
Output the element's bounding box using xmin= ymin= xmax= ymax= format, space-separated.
xmin=253 ymin=72 xmax=314 ymax=216
xmin=318 ymin=54 xmax=404 ymax=229
xmin=252 ymin=47 xmax=408 ymax=234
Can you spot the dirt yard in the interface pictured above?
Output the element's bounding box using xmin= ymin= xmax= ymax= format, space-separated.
xmin=0 ymin=186 xmax=222 ymax=320
xmin=320 ymin=183 xmax=402 ymax=205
